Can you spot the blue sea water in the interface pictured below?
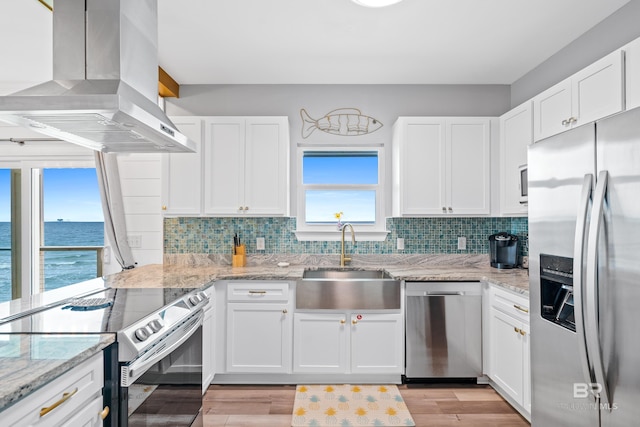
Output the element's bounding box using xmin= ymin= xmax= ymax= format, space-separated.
xmin=0 ymin=222 xmax=104 ymax=303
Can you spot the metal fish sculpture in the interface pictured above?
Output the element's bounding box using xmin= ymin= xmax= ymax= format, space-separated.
xmin=300 ymin=108 xmax=383 ymax=139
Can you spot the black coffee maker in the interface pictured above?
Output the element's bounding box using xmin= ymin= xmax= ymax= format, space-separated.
xmin=489 ymin=232 xmax=519 ymax=269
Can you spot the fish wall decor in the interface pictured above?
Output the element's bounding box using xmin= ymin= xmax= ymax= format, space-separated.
xmin=300 ymin=108 xmax=383 ymax=139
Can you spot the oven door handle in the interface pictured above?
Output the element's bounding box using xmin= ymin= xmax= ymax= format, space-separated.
xmin=123 ymin=310 xmax=204 ymax=387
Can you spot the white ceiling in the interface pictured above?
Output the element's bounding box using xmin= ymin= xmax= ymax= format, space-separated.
xmin=0 ymin=0 xmax=631 ymax=91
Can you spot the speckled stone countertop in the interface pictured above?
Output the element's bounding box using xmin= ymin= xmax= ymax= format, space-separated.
xmin=107 ymin=254 xmax=530 ymax=296
xmin=0 ymin=333 xmax=115 ymax=412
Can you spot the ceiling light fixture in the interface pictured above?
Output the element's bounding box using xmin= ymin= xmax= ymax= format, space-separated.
xmin=352 ymin=0 xmax=403 ymax=8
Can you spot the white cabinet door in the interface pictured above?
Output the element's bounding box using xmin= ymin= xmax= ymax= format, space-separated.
xmin=392 ymin=118 xmax=446 ymax=215
xmin=203 ymin=118 xmax=245 ymax=215
xmin=162 ymin=117 xmax=203 ymax=215
xmin=489 ymin=307 xmax=524 ymax=406
xmin=624 ymin=37 xmax=640 ymax=111
xmin=202 ymin=286 xmax=216 ymax=394
xmin=533 ymin=50 xmax=624 ymax=142
xmin=447 ymin=119 xmax=491 ymax=215
xmin=226 ymin=303 xmax=292 ymax=373
xmin=533 ymin=79 xmax=572 ymax=141
xmin=293 ymin=313 xmax=348 ymax=373
xmin=499 ymin=103 xmax=531 ymax=216
xmin=571 ymin=50 xmax=624 ymax=127
xmin=350 ymin=313 xmax=403 ymax=374
xmin=521 ymin=321 xmax=531 ymax=415
xmin=203 ymin=117 xmax=290 ymax=216
xmin=244 ymin=117 xmax=290 ymax=215
xmin=392 ymin=117 xmax=491 ymax=216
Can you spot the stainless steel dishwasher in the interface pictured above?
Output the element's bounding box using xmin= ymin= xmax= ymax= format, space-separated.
xmin=405 ymin=282 xmax=482 ymax=379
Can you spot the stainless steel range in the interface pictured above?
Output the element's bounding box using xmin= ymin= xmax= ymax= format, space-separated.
xmin=1 ymin=287 xmax=210 ymax=426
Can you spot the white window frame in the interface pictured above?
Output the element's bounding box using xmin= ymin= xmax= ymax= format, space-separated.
xmin=0 ymin=149 xmax=95 ymax=298
xmin=295 ymin=146 xmax=388 ymax=241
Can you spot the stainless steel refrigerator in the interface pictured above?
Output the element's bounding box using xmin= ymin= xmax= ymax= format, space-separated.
xmin=529 ymin=107 xmax=640 ymax=427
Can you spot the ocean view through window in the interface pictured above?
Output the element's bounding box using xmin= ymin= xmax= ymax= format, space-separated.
xmin=0 ymin=169 xmax=11 ymax=302
xmin=0 ymin=168 xmax=104 ymax=302
xmin=40 ymin=168 xmax=104 ymax=293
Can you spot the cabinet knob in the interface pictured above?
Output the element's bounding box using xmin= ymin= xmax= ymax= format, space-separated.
xmin=562 ymin=119 xmax=568 ymax=126
xmin=519 ymin=329 xmax=526 ymax=336
xmin=162 ymin=205 xmax=167 ymax=211
xmin=340 ymin=319 xmax=346 ymax=324
xmin=448 ymin=207 xmax=453 ymax=213
xmin=442 ymin=207 xmax=446 ymax=213
xmin=282 ymin=309 xmax=288 ymax=314
xmin=100 ymin=406 xmax=110 ymax=420
xmin=514 ymin=326 xmax=520 ymax=334
xmin=352 ymin=319 xmax=358 ymax=325
xmin=239 ymin=206 xmax=243 ymax=211
xmin=245 ymin=206 xmax=249 ymax=211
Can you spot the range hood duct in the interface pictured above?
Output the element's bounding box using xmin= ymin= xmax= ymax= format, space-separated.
xmin=0 ymin=0 xmax=195 ymax=153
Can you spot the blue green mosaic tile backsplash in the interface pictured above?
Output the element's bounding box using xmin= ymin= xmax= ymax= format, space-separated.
xmin=164 ymin=217 xmax=528 ymax=257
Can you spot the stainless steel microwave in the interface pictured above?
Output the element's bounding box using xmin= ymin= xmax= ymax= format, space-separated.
xmin=518 ymin=164 xmax=528 ymax=204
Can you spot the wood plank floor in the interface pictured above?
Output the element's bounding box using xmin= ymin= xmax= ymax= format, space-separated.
xmin=203 ymin=384 xmax=530 ymax=427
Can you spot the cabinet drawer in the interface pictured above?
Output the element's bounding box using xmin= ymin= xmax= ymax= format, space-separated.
xmin=61 ymin=395 xmax=105 ymax=427
xmin=2 ymin=353 xmax=104 ymax=427
xmin=227 ymin=282 xmax=289 ymax=302
xmin=490 ymin=285 xmax=529 ymax=322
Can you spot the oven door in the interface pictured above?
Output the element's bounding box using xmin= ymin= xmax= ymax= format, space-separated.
xmin=120 ymin=311 xmax=204 ymax=427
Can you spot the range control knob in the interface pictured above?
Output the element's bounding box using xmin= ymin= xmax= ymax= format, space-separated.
xmin=135 ymin=327 xmax=150 ymax=342
xmin=148 ymin=319 xmax=164 ymax=332
xmin=189 ymin=295 xmax=200 ymax=306
xmin=198 ymin=291 xmax=208 ymax=301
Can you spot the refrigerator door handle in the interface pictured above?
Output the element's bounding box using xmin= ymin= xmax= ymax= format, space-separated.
xmin=586 ymin=170 xmax=612 ymax=410
xmin=573 ymin=174 xmax=594 ymax=388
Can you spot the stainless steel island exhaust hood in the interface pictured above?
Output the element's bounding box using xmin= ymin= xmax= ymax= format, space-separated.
xmin=0 ymin=0 xmax=195 ymax=153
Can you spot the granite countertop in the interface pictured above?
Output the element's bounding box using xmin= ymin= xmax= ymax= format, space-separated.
xmin=0 ymin=333 xmax=115 ymax=412
xmin=106 ymin=255 xmax=530 ymax=296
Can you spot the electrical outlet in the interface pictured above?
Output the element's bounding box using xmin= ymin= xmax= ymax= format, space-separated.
xmin=127 ymin=234 xmax=142 ymax=248
xmin=256 ymin=237 xmax=265 ymax=250
xmin=397 ymin=238 xmax=405 ymax=250
xmin=457 ymin=236 xmax=467 ymax=250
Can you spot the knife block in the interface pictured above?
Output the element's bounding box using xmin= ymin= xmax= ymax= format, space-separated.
xmin=232 ymin=244 xmax=246 ymax=267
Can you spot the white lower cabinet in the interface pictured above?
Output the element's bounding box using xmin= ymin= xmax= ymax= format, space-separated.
xmin=1 ymin=352 xmax=106 ymax=427
xmin=486 ymin=284 xmax=531 ymax=419
xmin=293 ymin=312 xmax=403 ymax=374
xmin=226 ymin=302 xmax=292 ymax=373
xmin=202 ymin=285 xmax=215 ymax=393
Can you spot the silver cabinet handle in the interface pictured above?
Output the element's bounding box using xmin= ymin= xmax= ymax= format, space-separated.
xmin=248 ymin=290 xmax=267 ymax=294
xmin=424 ymin=291 xmax=464 ymax=296
xmin=562 ymin=119 xmax=569 ymax=126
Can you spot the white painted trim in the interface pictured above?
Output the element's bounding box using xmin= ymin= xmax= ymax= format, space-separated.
xmin=295 ymin=146 xmax=387 ymax=240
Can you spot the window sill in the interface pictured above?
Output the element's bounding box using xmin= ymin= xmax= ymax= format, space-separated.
xmin=294 ymin=229 xmax=389 ymax=242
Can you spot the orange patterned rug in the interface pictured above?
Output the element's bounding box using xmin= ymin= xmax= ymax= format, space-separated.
xmin=291 ymin=384 xmax=415 ymax=426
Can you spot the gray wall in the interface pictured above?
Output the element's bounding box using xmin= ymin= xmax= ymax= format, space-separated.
xmin=511 ymin=0 xmax=640 ymax=107
xmin=166 ymin=84 xmax=510 ymax=145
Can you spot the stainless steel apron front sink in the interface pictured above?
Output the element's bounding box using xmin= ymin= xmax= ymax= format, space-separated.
xmin=297 ymin=268 xmax=401 ymax=310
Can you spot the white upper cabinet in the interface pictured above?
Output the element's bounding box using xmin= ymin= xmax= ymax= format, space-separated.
xmin=203 ymin=117 xmax=290 ymax=216
xmin=624 ymin=37 xmax=640 ymax=111
xmin=499 ymin=102 xmax=531 ymax=216
xmin=533 ymin=50 xmax=624 ymax=141
xmin=393 ymin=117 xmax=491 ymax=216
xmin=162 ymin=117 xmax=203 ymax=215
